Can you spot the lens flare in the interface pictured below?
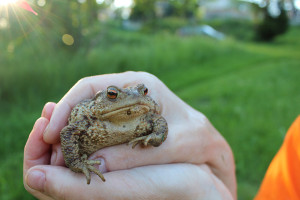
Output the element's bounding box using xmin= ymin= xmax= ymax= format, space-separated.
xmin=0 ymin=0 xmax=38 ymax=15
xmin=0 ymin=0 xmax=18 ymax=5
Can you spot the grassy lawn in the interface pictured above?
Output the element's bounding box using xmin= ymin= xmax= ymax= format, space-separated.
xmin=1 ymin=25 xmax=299 ymax=199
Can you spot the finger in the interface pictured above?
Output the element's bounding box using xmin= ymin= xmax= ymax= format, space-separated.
xmin=50 ymin=143 xmax=65 ymax=166
xmin=43 ymin=71 xmax=172 ymax=144
xmin=24 ymin=117 xmax=51 ymax=174
xmin=41 ymin=102 xmax=56 ymax=120
xmin=25 ymin=164 xmax=233 ymax=200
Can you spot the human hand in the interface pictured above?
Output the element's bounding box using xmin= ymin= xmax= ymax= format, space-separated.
xmin=23 ymin=72 xmax=236 ymax=199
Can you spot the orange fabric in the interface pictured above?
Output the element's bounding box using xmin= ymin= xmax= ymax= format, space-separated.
xmin=255 ymin=116 xmax=300 ymax=200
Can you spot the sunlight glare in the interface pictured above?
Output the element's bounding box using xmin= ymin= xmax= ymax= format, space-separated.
xmin=0 ymin=0 xmax=18 ymax=6
xmin=114 ymin=0 xmax=132 ymax=8
xmin=296 ymin=0 xmax=300 ymax=10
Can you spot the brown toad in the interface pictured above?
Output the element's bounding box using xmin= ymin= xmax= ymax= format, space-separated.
xmin=60 ymin=84 xmax=168 ymax=184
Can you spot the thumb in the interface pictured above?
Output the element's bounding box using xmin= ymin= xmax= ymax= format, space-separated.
xmin=25 ymin=164 xmax=232 ymax=200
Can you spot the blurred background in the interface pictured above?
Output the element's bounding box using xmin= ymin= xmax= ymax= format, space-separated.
xmin=0 ymin=0 xmax=300 ymax=199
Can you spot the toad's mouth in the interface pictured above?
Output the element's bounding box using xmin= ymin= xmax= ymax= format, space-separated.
xmin=101 ymin=104 xmax=150 ymax=119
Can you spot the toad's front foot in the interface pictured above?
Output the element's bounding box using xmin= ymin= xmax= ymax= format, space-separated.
xmin=73 ymin=154 xmax=106 ymax=184
xmin=128 ymin=132 xmax=166 ymax=149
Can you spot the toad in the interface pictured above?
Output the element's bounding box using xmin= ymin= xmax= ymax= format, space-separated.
xmin=60 ymin=84 xmax=168 ymax=184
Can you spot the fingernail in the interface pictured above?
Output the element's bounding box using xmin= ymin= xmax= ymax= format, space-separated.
xmin=97 ymin=158 xmax=107 ymax=173
xmin=26 ymin=169 xmax=45 ymax=192
xmin=43 ymin=124 xmax=49 ymax=136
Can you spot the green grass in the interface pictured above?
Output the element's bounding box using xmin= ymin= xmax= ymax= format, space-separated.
xmin=1 ymin=25 xmax=300 ymax=200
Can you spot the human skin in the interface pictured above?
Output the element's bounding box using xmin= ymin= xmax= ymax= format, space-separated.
xmin=23 ymin=71 xmax=236 ymax=200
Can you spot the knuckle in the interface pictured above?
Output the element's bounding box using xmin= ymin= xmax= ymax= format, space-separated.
xmin=44 ymin=176 xmax=67 ymax=200
xmin=77 ymin=76 xmax=91 ymax=85
xmin=121 ymin=71 xmax=164 ymax=91
xmin=138 ymin=71 xmax=159 ymax=82
xmin=187 ymin=112 xmax=208 ymax=134
xmin=126 ymin=71 xmax=159 ymax=82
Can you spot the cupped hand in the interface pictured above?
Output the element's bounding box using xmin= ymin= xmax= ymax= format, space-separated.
xmin=24 ymin=71 xmax=236 ymax=199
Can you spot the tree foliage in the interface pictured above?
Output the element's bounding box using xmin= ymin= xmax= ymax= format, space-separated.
xmin=253 ymin=1 xmax=289 ymax=41
xmin=1 ymin=0 xmax=110 ymax=50
xmin=168 ymin=0 xmax=199 ymax=18
xmin=130 ymin=0 xmax=199 ymax=20
xmin=43 ymin=0 xmax=107 ymax=48
xmin=130 ymin=0 xmax=156 ymax=20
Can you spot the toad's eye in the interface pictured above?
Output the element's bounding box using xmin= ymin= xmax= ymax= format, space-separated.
xmin=107 ymin=87 xmax=118 ymax=99
xmin=143 ymin=87 xmax=148 ymax=95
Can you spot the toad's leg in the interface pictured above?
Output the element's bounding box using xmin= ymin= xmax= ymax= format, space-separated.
xmin=60 ymin=124 xmax=105 ymax=184
xmin=129 ymin=115 xmax=168 ymax=148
